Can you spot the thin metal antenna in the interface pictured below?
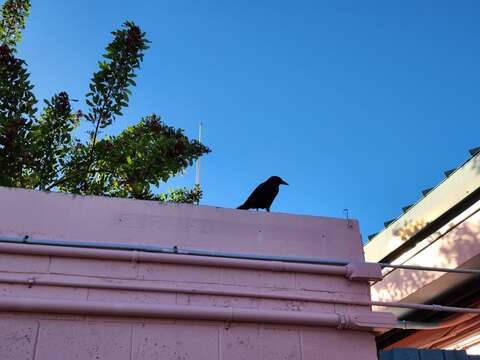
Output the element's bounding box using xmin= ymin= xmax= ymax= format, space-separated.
xmin=343 ymin=208 xmax=353 ymax=228
xmin=195 ymin=122 xmax=203 ymax=187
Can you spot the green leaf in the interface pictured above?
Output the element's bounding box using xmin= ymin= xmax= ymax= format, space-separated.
xmin=0 ymin=7 xmax=210 ymax=202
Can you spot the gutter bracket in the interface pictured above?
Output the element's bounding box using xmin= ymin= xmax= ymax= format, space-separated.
xmin=346 ymin=262 xmax=383 ymax=281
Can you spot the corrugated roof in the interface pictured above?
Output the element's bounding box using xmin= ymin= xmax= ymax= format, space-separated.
xmin=368 ymin=147 xmax=480 ymax=244
xmin=469 ymin=146 xmax=480 ymax=156
xmin=444 ymin=168 xmax=457 ymax=178
xmin=402 ymin=204 xmax=414 ymax=213
xmin=365 ymin=147 xmax=480 ymax=262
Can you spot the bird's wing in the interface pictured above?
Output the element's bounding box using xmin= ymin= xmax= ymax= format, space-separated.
xmin=241 ymin=181 xmax=269 ymax=208
xmin=264 ymin=186 xmax=279 ymax=209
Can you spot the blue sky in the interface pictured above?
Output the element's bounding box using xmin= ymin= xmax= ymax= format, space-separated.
xmin=17 ymin=1 xmax=480 ymax=242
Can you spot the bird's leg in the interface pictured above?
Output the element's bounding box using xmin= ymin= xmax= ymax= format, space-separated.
xmin=266 ymin=208 xmax=270 ymax=212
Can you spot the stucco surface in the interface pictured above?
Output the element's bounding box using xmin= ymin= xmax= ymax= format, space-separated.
xmin=0 ymin=187 xmax=379 ymax=360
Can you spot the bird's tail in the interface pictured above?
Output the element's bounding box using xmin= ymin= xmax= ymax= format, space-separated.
xmin=237 ymin=203 xmax=249 ymax=210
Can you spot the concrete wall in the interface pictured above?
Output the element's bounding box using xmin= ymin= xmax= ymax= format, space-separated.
xmin=0 ymin=187 xmax=382 ymax=360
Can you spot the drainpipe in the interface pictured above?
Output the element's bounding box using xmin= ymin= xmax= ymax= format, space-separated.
xmin=0 ymin=241 xmax=377 ymax=279
xmin=395 ymin=319 xmax=470 ymax=331
xmin=1 ymin=236 xmax=479 ymax=275
xmin=1 ymin=237 xmax=479 ymax=331
xmin=0 ymin=296 xmax=397 ymax=331
xmin=392 ymin=313 xmax=479 ymax=330
xmin=0 ymin=294 xmax=471 ymax=332
xmin=0 ymin=275 xmax=479 ymax=317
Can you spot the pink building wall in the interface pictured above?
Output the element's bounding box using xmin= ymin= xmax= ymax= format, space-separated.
xmin=0 ymin=187 xmax=388 ymax=360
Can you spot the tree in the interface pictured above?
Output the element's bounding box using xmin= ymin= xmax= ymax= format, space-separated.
xmin=0 ymin=0 xmax=210 ymax=203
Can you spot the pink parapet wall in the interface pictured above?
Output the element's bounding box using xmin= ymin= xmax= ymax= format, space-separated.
xmin=0 ymin=187 xmax=390 ymax=360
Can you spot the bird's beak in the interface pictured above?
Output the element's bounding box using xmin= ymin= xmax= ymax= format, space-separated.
xmin=281 ymin=179 xmax=288 ymax=185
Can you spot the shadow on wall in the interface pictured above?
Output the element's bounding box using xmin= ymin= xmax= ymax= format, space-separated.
xmin=392 ymin=219 xmax=428 ymax=241
xmin=373 ymin=217 xmax=480 ymax=303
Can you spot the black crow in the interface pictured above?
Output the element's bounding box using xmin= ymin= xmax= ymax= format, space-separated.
xmin=237 ymin=176 xmax=288 ymax=212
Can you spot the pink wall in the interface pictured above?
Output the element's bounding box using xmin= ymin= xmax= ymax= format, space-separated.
xmin=0 ymin=187 xmax=385 ymax=360
xmin=371 ymin=207 xmax=480 ymax=318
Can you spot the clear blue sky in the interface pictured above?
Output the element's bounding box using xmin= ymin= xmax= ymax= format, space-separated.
xmin=17 ymin=1 xmax=480 ymax=242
